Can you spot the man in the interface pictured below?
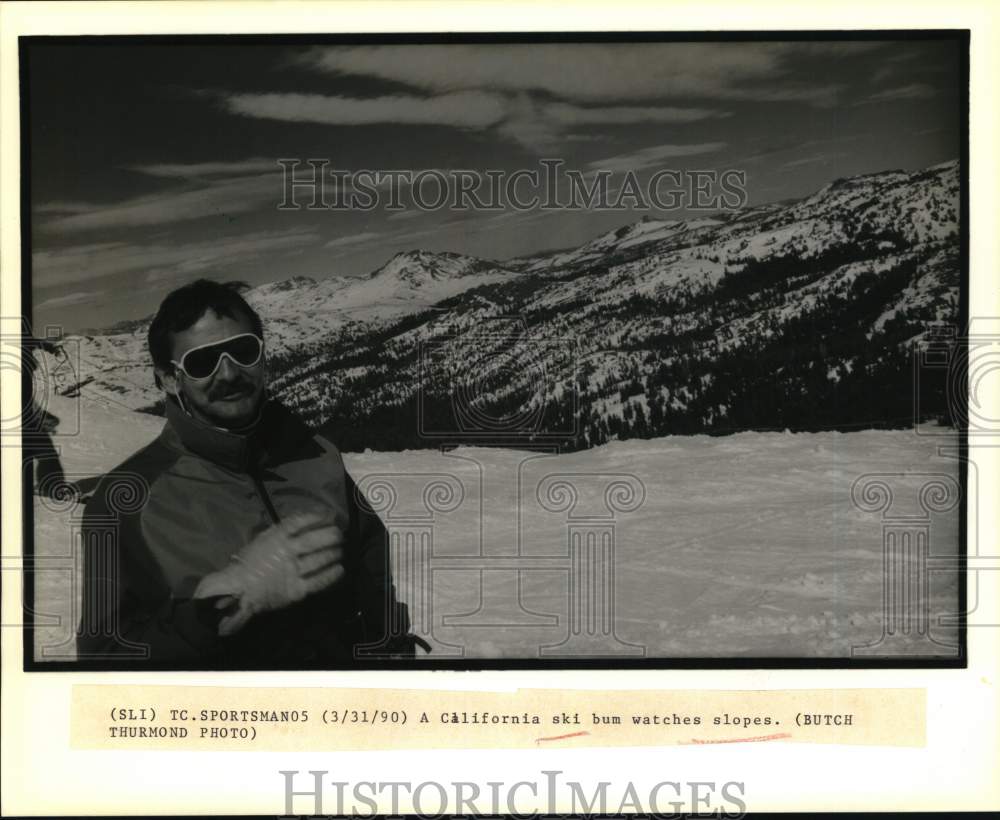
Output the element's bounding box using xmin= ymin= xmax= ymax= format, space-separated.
xmin=77 ymin=279 xmax=419 ymax=667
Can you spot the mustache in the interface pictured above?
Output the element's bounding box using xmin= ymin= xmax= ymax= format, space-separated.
xmin=207 ymin=377 xmax=257 ymax=400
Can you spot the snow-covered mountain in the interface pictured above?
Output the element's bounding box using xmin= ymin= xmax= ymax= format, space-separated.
xmin=43 ymin=159 xmax=961 ymax=449
xmin=371 ymin=248 xmax=509 ymax=284
xmin=52 ymin=249 xmax=519 ymax=412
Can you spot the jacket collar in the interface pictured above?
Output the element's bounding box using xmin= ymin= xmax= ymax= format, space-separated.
xmin=163 ymin=396 xmax=266 ymax=473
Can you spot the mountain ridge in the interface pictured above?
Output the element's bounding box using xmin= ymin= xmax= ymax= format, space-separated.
xmin=47 ymin=158 xmax=961 ymax=450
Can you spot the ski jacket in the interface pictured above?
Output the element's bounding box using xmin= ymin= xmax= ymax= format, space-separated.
xmin=76 ymin=397 xmax=411 ymax=668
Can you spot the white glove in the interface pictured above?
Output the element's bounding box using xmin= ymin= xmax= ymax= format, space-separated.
xmin=193 ymin=511 xmax=346 ymax=636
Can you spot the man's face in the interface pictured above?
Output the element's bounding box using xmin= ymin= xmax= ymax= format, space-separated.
xmin=164 ymin=309 xmax=266 ymax=429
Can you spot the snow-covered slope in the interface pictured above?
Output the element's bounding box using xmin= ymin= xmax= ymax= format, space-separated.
xmin=30 ymin=392 xmax=960 ymax=660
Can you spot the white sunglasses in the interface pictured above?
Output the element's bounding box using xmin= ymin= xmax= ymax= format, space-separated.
xmin=170 ymin=333 xmax=265 ymax=381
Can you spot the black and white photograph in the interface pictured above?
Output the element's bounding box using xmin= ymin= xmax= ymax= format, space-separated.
xmin=18 ymin=33 xmax=968 ymax=669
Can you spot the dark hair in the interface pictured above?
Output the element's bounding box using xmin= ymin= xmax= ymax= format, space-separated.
xmin=148 ymin=279 xmax=263 ymax=386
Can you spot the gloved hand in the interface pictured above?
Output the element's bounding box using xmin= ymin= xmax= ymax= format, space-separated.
xmin=193 ymin=511 xmax=346 ymax=636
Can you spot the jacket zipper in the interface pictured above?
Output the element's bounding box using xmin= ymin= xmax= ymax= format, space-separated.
xmin=249 ymin=466 xmax=281 ymax=525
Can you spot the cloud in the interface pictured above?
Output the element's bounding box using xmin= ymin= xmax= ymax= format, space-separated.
xmin=734 ymin=134 xmax=864 ymax=165
xmin=293 ymin=43 xmax=852 ymax=106
xmin=856 ymin=83 xmax=937 ymax=104
xmin=546 ymin=102 xmax=727 ymax=125
xmin=211 ymin=43 xmax=864 ymax=151
xmin=218 ymin=87 xmax=727 ymax=151
xmin=127 ymin=158 xmax=281 ymax=178
xmin=870 ymin=44 xmax=942 ymax=84
xmin=222 ymin=90 xmax=508 ymax=129
xmin=33 ymin=291 xmax=104 ymax=311
xmin=587 ymin=141 xmax=727 ymax=173
xmin=497 ymin=96 xmax=728 ymax=150
xmin=37 ymin=173 xmax=280 ymax=233
xmin=788 ymin=43 xmax=885 ymax=56
xmin=323 ymin=231 xmax=382 ymax=249
xmin=34 ymin=201 xmax=96 ymax=215
xmin=386 ymin=209 xmax=424 ymax=222
xmin=781 ymin=151 xmax=849 ymax=168
xmin=33 ymin=227 xmax=320 ymax=289
xmin=370 ymin=217 xmax=473 ymax=249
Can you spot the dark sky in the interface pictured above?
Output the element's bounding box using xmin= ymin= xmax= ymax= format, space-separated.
xmin=25 ymin=37 xmax=963 ymax=331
